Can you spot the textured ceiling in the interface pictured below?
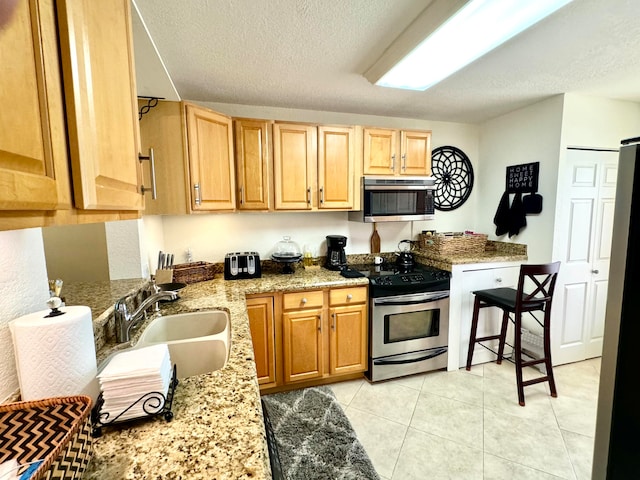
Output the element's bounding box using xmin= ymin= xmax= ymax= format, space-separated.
xmin=133 ymin=0 xmax=640 ymax=124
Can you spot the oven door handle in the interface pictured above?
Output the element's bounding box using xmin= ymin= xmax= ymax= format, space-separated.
xmin=374 ymin=292 xmax=449 ymax=306
xmin=373 ymin=347 xmax=447 ymax=365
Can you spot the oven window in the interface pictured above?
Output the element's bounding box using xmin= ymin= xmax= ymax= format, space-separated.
xmin=384 ymin=309 xmax=440 ymax=343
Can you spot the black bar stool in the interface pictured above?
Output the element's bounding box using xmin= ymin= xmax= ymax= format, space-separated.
xmin=465 ymin=262 xmax=561 ymax=406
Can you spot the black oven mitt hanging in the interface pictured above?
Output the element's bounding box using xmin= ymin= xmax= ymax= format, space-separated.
xmin=523 ymin=193 xmax=543 ymax=214
xmin=493 ymin=191 xmax=511 ymax=236
xmin=508 ymin=192 xmax=527 ymax=237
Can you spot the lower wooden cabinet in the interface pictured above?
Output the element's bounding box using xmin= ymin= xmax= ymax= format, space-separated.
xmin=329 ymin=303 xmax=368 ymax=375
xmin=248 ymin=286 xmax=368 ymax=391
xmin=283 ymin=307 xmax=324 ymax=383
xmin=246 ymin=296 xmax=277 ymax=388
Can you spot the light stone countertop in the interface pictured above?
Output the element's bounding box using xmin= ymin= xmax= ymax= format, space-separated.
xmin=414 ymin=240 xmax=528 ymax=271
xmin=78 ymin=246 xmax=524 ymax=479
xmin=82 ymin=268 xmax=369 ymax=480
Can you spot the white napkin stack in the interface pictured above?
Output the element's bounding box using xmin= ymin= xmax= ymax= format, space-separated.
xmin=97 ymin=344 xmax=172 ymax=422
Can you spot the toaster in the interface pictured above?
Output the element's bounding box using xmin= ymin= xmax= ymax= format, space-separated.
xmin=224 ymin=252 xmax=262 ymax=280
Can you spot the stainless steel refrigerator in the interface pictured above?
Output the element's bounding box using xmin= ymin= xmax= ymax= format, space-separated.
xmin=593 ymin=136 xmax=640 ymax=479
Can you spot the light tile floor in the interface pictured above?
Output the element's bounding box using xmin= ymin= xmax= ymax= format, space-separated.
xmin=331 ymin=358 xmax=601 ymax=480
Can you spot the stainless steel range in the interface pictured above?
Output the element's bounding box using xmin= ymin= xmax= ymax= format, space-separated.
xmin=351 ymin=262 xmax=451 ymax=382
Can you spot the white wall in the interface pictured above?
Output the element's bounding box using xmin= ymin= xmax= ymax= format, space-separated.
xmin=42 ymin=222 xmax=110 ymax=282
xmin=0 ymin=229 xmax=50 ymax=402
xmin=142 ymin=215 xmax=165 ymax=273
xmin=561 ymin=94 xmax=640 ymax=149
xmin=478 ymin=95 xmax=565 ymax=263
xmin=41 ymin=220 xmax=149 ymax=282
xmin=155 ymin=212 xmax=408 ymax=265
xmin=148 ymin=102 xmax=481 ymax=262
xmin=553 ymin=94 xmax=640 ymax=263
xmin=105 ymin=219 xmax=150 ymax=280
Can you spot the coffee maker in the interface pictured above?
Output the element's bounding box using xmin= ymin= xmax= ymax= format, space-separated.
xmin=326 ymin=235 xmax=347 ymax=270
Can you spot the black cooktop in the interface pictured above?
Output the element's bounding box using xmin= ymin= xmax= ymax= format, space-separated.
xmin=346 ymin=262 xmax=450 ymax=297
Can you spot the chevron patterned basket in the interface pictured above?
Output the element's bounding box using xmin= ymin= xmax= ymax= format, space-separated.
xmin=0 ymin=395 xmax=93 ymax=480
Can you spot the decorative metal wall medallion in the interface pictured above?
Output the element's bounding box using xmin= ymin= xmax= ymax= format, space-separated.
xmin=431 ymin=146 xmax=474 ymax=211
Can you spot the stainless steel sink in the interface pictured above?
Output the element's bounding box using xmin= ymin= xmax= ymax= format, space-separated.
xmin=135 ymin=310 xmax=231 ymax=379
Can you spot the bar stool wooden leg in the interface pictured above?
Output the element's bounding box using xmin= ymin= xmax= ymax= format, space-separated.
xmin=466 ymin=296 xmax=482 ymax=370
xmin=496 ymin=309 xmax=510 ymax=364
xmin=514 ymin=312 xmax=526 ymax=406
xmin=543 ymin=310 xmax=558 ymax=398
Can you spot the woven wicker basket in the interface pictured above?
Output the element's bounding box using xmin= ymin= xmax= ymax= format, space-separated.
xmin=420 ymin=232 xmax=488 ymax=256
xmin=172 ymin=261 xmax=216 ymax=284
xmin=0 ymin=395 xmax=93 ymax=480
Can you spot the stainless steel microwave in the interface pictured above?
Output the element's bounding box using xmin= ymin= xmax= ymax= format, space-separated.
xmin=348 ymin=176 xmax=436 ymax=223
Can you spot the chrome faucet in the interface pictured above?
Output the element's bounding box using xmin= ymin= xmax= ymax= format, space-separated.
xmin=114 ymin=290 xmax=178 ymax=343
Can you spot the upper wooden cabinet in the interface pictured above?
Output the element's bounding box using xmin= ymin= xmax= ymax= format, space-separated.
xmin=1 ymin=0 xmax=144 ymax=230
xmin=0 ymin=0 xmax=63 ymax=211
xmin=273 ymin=123 xmax=317 ymax=210
xmin=234 ymin=119 xmax=272 ymax=211
xmin=57 ymin=0 xmax=143 ymax=210
xmin=138 ymin=101 xmax=235 ymax=214
xmin=363 ymin=128 xmax=431 ymax=176
xmin=273 ymin=122 xmax=356 ymax=211
xmin=185 ymin=105 xmax=235 ymax=211
xmin=318 ymin=126 xmax=355 ymax=209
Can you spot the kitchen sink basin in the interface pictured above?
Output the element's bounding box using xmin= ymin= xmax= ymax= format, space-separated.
xmin=135 ymin=310 xmax=231 ymax=379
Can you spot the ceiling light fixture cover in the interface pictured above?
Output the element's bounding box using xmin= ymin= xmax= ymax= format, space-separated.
xmin=376 ymin=0 xmax=574 ymax=91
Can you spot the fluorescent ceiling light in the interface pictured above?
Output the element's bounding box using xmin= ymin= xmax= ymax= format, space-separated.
xmin=375 ymin=0 xmax=574 ymax=91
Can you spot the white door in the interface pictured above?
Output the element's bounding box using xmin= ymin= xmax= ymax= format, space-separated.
xmin=552 ymin=148 xmax=618 ymax=365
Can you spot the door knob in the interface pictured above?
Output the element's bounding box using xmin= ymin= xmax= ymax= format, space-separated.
xmin=592 ymin=269 xmax=599 ymax=274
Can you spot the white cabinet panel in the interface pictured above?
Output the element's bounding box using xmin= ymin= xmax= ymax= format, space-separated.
xmin=453 ymin=264 xmax=520 ymax=369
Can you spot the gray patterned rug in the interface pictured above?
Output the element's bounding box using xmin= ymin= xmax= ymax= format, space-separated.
xmin=261 ymin=386 xmax=380 ymax=480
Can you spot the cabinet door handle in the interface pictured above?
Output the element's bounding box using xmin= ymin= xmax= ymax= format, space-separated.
xmin=592 ymin=269 xmax=599 ymax=274
xmin=319 ymin=187 xmax=324 ymax=204
xmin=239 ymin=186 xmax=244 ymax=205
xmin=496 ymin=278 xmax=502 ymax=283
xmin=331 ymin=313 xmax=336 ymax=331
xmin=391 ymin=153 xmax=396 ymax=170
xmin=346 ymin=294 xmax=353 ymax=300
xmin=139 ymin=148 xmax=157 ymax=199
xmin=194 ymin=183 xmax=201 ymax=206
xmin=401 ymin=153 xmax=406 ymax=171
xmin=317 ymin=315 xmax=322 ymax=332
xmin=307 ymin=187 xmax=311 ymax=204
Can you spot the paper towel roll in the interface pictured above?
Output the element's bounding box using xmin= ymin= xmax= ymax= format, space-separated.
xmin=10 ymin=305 xmax=98 ymax=401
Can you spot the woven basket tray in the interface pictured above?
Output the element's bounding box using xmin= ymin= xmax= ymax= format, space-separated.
xmin=172 ymin=261 xmax=216 ymax=284
xmin=0 ymin=395 xmax=93 ymax=480
xmin=420 ymin=232 xmax=488 ymax=256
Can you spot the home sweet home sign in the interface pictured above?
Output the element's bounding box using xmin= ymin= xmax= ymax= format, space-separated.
xmin=506 ymin=162 xmax=539 ymax=193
